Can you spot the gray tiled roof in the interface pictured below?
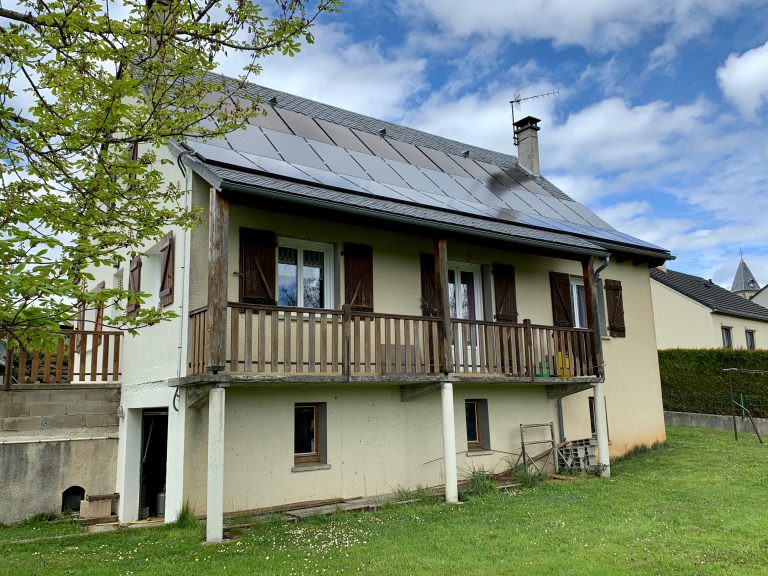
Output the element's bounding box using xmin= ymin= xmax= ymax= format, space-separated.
xmin=180 ymin=74 xmax=672 ymax=260
xmin=731 ymin=258 xmax=761 ymax=293
xmin=651 ymin=268 xmax=768 ymax=322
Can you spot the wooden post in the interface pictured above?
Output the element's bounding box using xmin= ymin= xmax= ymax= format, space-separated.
xmin=581 ymin=257 xmax=604 ymax=377
xmin=342 ymin=304 xmax=352 ymax=378
xmin=523 ymin=319 xmax=534 ymax=379
xmin=433 ymin=238 xmax=453 ymax=375
xmin=207 ymin=188 xmax=229 ymax=374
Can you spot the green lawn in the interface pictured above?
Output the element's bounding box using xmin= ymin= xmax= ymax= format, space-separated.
xmin=2 ymin=426 xmax=767 ymax=575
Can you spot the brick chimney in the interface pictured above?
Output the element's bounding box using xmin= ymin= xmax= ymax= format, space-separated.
xmin=514 ymin=116 xmax=541 ymax=176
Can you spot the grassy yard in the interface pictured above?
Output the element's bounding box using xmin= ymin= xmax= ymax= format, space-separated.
xmin=1 ymin=426 xmax=767 ymax=575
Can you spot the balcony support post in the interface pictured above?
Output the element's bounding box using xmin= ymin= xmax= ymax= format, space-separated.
xmin=440 ymin=381 xmax=459 ymax=503
xmin=207 ymin=187 xmax=229 ymax=374
xmin=582 ymin=256 xmax=609 ymax=478
xmin=433 ymin=238 xmax=453 ymax=374
xmin=206 ymin=385 xmax=227 ymax=542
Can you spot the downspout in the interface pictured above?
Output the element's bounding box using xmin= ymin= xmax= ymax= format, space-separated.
xmin=174 ymin=151 xmax=194 ymax=409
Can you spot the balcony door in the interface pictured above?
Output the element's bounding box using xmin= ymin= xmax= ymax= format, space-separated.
xmin=448 ymin=264 xmax=483 ymax=370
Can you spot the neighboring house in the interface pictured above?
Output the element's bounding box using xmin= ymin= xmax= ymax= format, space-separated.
xmin=651 ymin=267 xmax=768 ymax=350
xmin=731 ymin=257 xmax=761 ymax=299
xmin=752 ymin=286 xmax=768 ymax=308
xmin=7 ymin=77 xmax=673 ymax=535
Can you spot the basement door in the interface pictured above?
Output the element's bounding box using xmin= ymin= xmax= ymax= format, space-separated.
xmin=139 ymin=409 xmax=168 ymax=519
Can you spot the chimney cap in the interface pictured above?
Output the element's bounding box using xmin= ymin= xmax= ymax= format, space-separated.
xmin=513 ymin=115 xmax=541 ymax=130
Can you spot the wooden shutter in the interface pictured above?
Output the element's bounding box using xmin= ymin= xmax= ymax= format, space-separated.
xmin=549 ymin=272 xmax=573 ymax=327
xmin=239 ymin=228 xmax=277 ymax=305
xmin=159 ymin=231 xmax=175 ymax=307
xmin=344 ymin=243 xmax=373 ymax=312
xmin=493 ymin=264 xmax=518 ymax=322
xmin=604 ymin=279 xmax=626 ymax=337
xmin=420 ymin=254 xmax=438 ymax=317
xmin=126 ymin=255 xmax=142 ymax=318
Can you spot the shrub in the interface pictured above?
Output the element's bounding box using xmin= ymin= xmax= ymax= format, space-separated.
xmin=659 ymin=349 xmax=768 ymax=417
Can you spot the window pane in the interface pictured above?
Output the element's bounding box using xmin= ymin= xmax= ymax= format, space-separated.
xmin=747 ymin=331 xmax=756 ymax=350
xmin=294 ymin=406 xmax=316 ymax=454
xmin=461 ymin=271 xmax=476 ymax=320
xmin=448 ymin=270 xmax=457 ymax=318
xmin=722 ymin=327 xmax=732 ymax=349
xmin=302 ymin=250 xmax=324 ymax=308
xmin=575 ymin=284 xmax=587 ymax=328
xmin=278 ymin=247 xmax=298 ymax=306
xmin=465 ymin=401 xmax=478 ymax=442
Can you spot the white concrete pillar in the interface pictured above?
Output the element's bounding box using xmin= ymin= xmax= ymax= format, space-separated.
xmin=164 ymin=388 xmax=187 ymax=523
xmin=206 ymin=386 xmax=226 ymax=542
xmin=440 ymin=381 xmax=459 ymax=503
xmin=593 ymin=381 xmax=610 ymax=478
xmin=117 ymin=407 xmax=142 ymax=523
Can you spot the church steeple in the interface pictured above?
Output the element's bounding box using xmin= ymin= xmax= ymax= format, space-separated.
xmin=731 ymin=253 xmax=761 ymax=299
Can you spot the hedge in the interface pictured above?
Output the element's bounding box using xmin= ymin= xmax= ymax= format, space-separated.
xmin=658 ymin=349 xmax=768 ymax=418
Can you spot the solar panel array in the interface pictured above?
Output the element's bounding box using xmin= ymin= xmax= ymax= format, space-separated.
xmin=186 ymin=104 xmax=664 ymax=252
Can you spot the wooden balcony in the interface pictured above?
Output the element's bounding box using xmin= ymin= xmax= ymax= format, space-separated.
xmin=188 ymin=304 xmax=598 ymax=382
xmin=2 ymin=330 xmax=123 ymax=388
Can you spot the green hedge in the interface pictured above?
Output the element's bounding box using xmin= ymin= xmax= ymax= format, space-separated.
xmin=659 ymin=349 xmax=768 ymax=418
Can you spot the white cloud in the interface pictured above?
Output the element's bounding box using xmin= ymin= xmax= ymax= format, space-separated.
xmin=216 ymin=24 xmax=427 ymax=120
xmin=717 ymin=41 xmax=768 ymax=120
xmin=396 ymin=0 xmax=763 ymax=53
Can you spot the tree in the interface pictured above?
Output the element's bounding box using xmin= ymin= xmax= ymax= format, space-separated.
xmin=0 ymin=0 xmax=341 ymax=349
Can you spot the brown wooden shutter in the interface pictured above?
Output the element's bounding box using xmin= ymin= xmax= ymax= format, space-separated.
xmin=344 ymin=243 xmax=373 ymax=312
xmin=240 ymin=228 xmax=277 ymax=305
xmin=549 ymin=272 xmax=573 ymax=327
xmin=420 ymin=254 xmax=438 ymax=317
xmin=604 ymin=279 xmax=626 ymax=337
xmin=126 ymin=255 xmax=142 ymax=317
xmin=493 ymin=264 xmax=518 ymax=322
xmin=159 ymin=231 xmax=175 ymax=307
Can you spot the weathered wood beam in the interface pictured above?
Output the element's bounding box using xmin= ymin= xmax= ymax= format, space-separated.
xmin=433 ymin=238 xmax=453 ymax=374
xmin=207 ymin=188 xmax=229 ymax=374
xmin=581 ymin=256 xmax=604 ymax=378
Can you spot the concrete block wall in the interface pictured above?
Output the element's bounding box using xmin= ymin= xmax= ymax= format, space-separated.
xmin=0 ymin=385 xmax=120 ymax=433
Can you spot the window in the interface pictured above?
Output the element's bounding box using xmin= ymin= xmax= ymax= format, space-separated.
xmin=278 ymin=240 xmax=333 ymax=309
xmin=447 ymin=264 xmax=483 ymax=321
xmin=570 ymin=277 xmax=588 ymax=328
xmin=464 ymin=399 xmax=490 ymax=451
xmin=294 ymin=403 xmax=327 ymax=465
xmin=746 ymin=330 xmax=756 ymax=350
xmin=722 ymin=326 xmax=733 ymax=349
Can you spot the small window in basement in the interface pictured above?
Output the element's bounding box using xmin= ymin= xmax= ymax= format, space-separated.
xmin=61 ymin=486 xmax=85 ymax=513
xmin=294 ymin=403 xmax=327 ymax=465
xmin=465 ymin=399 xmax=490 ymax=451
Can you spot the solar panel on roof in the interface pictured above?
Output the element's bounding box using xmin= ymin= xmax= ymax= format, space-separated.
xmin=514 ymin=190 xmax=562 ymax=219
xmin=449 ymin=154 xmax=495 ymax=181
xmin=562 ymin=201 xmax=613 ymax=230
xmin=348 ymin=151 xmax=408 ymax=187
xmin=262 ymin=129 xmax=327 ymax=170
xmin=274 ymin=108 xmax=334 ymax=144
xmin=518 ymin=176 xmax=555 ymax=197
xmin=225 ymin=125 xmax=282 ymax=160
xmin=351 ymin=129 xmax=406 ymax=162
xmin=307 ymin=140 xmax=369 ymax=178
xmin=452 ymin=175 xmax=507 ymax=209
xmin=487 ymin=188 xmax=536 ymax=214
xmin=422 ymin=169 xmax=474 ymax=201
xmin=384 ymin=160 xmax=444 ymax=195
xmin=314 ymin=119 xmax=369 ymax=153
xmin=292 ymin=164 xmax=366 ymax=193
xmin=475 ymin=161 xmax=526 ymax=191
xmin=387 ymin=139 xmax=441 ymax=170
xmin=238 ymin=151 xmax=320 ymax=183
xmin=538 ymin=196 xmax=590 ymax=225
xmin=248 ymin=105 xmax=291 ymax=133
xmin=188 ymin=140 xmax=249 ymax=165
xmin=341 ymin=174 xmax=412 ymax=202
xmin=417 ymin=146 xmax=471 ymax=177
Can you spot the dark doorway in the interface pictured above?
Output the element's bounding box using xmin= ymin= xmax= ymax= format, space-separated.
xmin=61 ymin=485 xmax=85 ymax=513
xmin=139 ymin=409 xmax=168 ymax=519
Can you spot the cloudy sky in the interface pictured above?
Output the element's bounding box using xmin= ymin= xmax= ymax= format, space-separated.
xmin=218 ymin=0 xmax=768 ymax=287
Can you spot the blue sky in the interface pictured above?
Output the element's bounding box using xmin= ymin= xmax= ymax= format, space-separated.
xmin=222 ymin=0 xmax=768 ymax=288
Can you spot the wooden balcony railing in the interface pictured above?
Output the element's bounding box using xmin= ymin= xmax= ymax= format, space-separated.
xmin=2 ymin=330 xmax=123 ymax=388
xmin=189 ymin=304 xmax=597 ymax=380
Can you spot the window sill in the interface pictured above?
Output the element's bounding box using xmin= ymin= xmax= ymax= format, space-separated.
xmin=466 ymin=450 xmax=493 ymax=457
xmin=291 ymin=463 xmax=331 ymax=473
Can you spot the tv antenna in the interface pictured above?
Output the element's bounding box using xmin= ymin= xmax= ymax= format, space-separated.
xmin=510 ymin=90 xmax=559 ymax=145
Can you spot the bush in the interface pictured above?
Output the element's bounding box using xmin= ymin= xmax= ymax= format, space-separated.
xmin=659 ymin=349 xmax=768 ymax=417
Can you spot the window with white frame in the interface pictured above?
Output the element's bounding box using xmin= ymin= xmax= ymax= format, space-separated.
xmin=570 ymin=277 xmax=588 ymax=328
xmin=277 ymin=239 xmax=333 ymax=309
xmin=447 ymin=263 xmax=483 ymax=321
xmin=746 ymin=329 xmax=756 ymax=350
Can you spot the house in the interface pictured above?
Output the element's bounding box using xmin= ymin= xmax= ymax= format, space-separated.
xmin=651 ymin=267 xmax=768 ymax=350
xmin=5 ymin=77 xmax=673 ymax=536
xmin=752 ymin=285 xmax=768 ymax=308
xmin=731 ymin=256 xmax=761 ymax=299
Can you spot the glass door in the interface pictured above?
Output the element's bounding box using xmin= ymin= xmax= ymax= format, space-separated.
xmin=448 ymin=266 xmax=482 ymax=371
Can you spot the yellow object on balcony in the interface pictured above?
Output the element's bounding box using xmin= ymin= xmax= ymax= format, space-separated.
xmin=557 ymin=351 xmax=571 ymax=378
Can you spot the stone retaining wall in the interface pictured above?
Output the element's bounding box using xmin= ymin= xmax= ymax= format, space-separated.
xmin=665 ymin=410 xmax=768 ymax=436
